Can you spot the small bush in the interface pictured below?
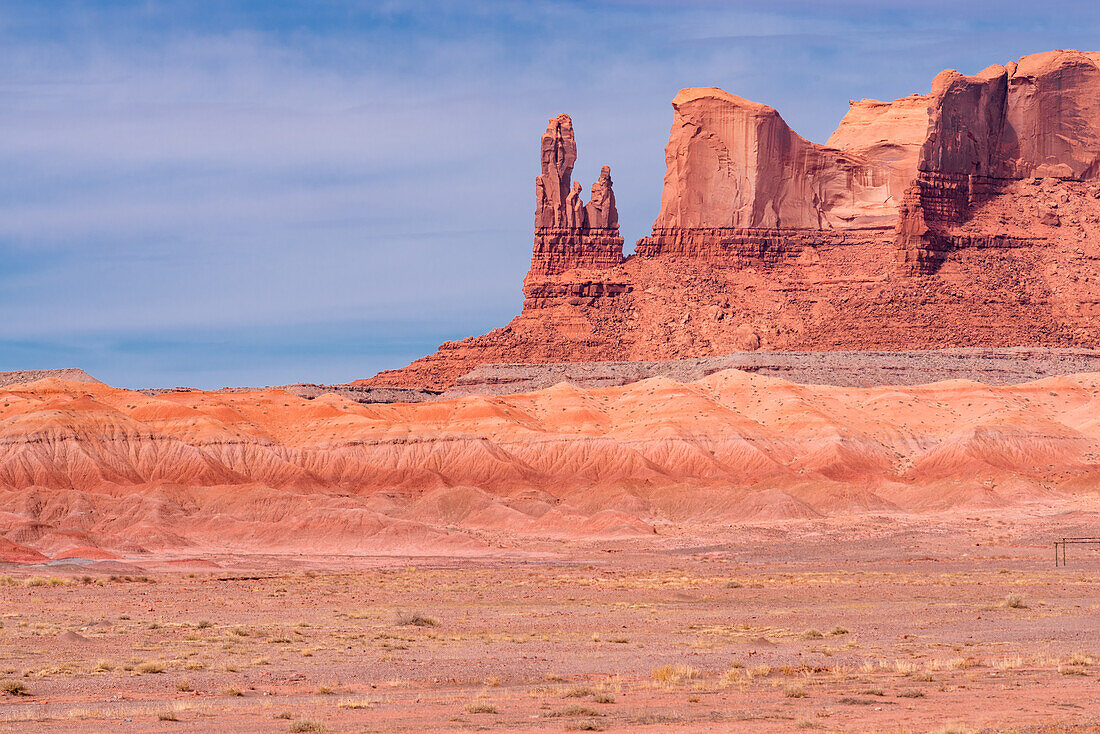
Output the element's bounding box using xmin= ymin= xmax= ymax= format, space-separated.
xmin=2 ymin=679 xmax=29 ymax=696
xmin=136 ymin=661 xmax=165 ymax=674
xmin=563 ymin=686 xmax=594 ymax=698
xmin=545 ymin=705 xmax=601 ymax=718
xmin=23 ymin=577 xmax=48 ymax=588
xmin=829 ymin=626 xmax=849 ymax=636
xmin=1001 ymin=594 xmax=1028 ymax=609
xmin=157 ymin=710 xmax=179 ymax=722
xmin=395 ymin=612 xmax=438 ymax=627
xmin=288 ymin=721 xmax=327 ymax=733
xmin=465 ymin=703 xmax=497 ymax=714
xmin=593 ymin=693 xmax=615 ymax=704
xmin=800 ymin=629 xmax=824 ymax=640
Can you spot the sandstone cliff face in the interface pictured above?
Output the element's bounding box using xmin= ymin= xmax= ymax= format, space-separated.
xmin=366 ymin=50 xmax=1100 ymax=392
xmin=1001 ymin=50 xmax=1100 ymax=180
xmin=652 ymin=88 xmax=918 ymax=231
xmin=896 ymin=51 xmax=1100 ymax=272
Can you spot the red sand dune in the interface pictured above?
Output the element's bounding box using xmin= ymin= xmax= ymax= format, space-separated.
xmin=2 ymin=372 xmax=1099 ymax=558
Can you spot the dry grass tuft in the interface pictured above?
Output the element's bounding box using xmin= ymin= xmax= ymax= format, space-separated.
xmin=136 ymin=661 xmax=165 ymax=674
xmin=784 ymin=684 xmax=807 ymax=698
xmin=651 ymin=664 xmax=699 ymax=685
xmin=893 ymin=660 xmax=918 ymax=675
xmin=1001 ymin=594 xmax=1028 ymax=609
xmin=465 ymin=702 xmax=498 ymax=714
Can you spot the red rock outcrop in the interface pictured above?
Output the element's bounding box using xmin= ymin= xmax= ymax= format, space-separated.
xmin=365 ymin=50 xmax=1100 ymax=391
xmin=4 ymin=373 xmax=1100 ymax=556
xmin=652 ymin=87 xmax=921 ymax=231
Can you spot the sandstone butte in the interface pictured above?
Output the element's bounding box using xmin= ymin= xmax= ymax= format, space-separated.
xmin=2 ymin=371 xmax=1100 ymax=561
xmin=364 ymin=49 xmax=1100 ymax=392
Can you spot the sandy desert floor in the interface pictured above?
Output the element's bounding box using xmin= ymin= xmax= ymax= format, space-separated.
xmin=3 ymin=508 xmax=1100 ymax=733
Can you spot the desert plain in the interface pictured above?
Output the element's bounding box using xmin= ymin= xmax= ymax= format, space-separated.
xmin=3 ymin=507 xmax=1100 ymax=733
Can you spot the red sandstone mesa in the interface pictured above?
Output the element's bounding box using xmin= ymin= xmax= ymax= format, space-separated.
xmin=365 ymin=50 xmax=1100 ymax=392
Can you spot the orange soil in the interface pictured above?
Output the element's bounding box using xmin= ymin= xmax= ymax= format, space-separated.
xmin=2 ymin=514 xmax=1100 ymax=733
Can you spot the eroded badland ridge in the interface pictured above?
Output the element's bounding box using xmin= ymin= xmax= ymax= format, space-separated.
xmin=366 ymin=50 xmax=1100 ymax=391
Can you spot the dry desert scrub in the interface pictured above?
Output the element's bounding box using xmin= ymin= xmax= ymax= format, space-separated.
xmin=545 ymin=705 xmax=601 ymax=718
xmin=2 ymin=679 xmax=30 ymax=696
xmin=394 ymin=611 xmax=438 ymax=627
xmin=288 ymin=721 xmax=327 ymax=733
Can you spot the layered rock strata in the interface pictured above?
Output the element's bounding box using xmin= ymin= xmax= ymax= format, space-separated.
xmin=443 ymin=348 xmax=1100 ymax=397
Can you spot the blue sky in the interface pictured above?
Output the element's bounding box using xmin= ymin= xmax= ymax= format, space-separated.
xmin=2 ymin=0 xmax=1098 ymax=388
